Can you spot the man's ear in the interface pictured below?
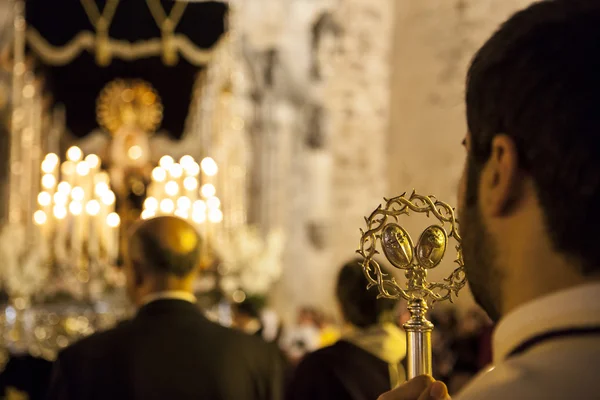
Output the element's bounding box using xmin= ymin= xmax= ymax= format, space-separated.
xmin=479 ymin=134 xmax=522 ymax=216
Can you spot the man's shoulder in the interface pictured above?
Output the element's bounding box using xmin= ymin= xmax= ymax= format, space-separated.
xmin=295 ymin=341 xmax=350 ymax=370
xmin=215 ymin=323 xmax=277 ymax=353
xmin=59 ymin=319 xmax=133 ymax=362
xmin=457 ymin=345 xmax=600 ymax=400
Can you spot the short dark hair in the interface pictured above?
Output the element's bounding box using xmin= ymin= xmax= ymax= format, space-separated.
xmin=466 ymin=0 xmax=600 ymax=275
xmin=131 ymin=218 xmax=201 ymax=278
xmin=336 ymin=259 xmax=397 ymax=328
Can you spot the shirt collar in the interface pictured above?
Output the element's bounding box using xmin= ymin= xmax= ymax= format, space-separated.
xmin=141 ymin=290 xmax=197 ymax=307
xmin=493 ymin=282 xmax=600 ymax=363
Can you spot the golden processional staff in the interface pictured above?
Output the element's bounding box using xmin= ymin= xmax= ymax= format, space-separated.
xmin=358 ymin=191 xmax=467 ymax=379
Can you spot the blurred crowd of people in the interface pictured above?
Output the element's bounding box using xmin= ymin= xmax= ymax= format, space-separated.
xmin=0 ymin=250 xmax=492 ymax=400
xmin=229 ymin=261 xmax=493 ymax=399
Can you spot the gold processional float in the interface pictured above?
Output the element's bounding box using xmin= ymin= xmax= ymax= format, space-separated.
xmin=358 ymin=192 xmax=467 ymax=379
xmin=0 ymin=0 xmax=283 ymax=361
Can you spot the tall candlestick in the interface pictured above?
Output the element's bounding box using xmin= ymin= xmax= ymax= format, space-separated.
xmin=106 ymin=213 xmax=120 ymax=265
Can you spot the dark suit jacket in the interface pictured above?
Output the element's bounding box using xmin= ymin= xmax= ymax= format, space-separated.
xmin=285 ymin=340 xmax=394 ymax=400
xmin=46 ymin=299 xmax=284 ymax=400
xmin=0 ymin=354 xmax=53 ymax=400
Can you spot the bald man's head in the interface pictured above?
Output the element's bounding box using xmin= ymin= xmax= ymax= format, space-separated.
xmin=128 ymin=216 xmax=202 ymax=278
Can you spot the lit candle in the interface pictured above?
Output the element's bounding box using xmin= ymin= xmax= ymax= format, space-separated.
xmin=86 ymin=200 xmax=101 ymax=258
xmin=69 ymin=200 xmax=84 ymax=256
xmin=53 ymin=204 xmax=68 ymax=260
xmin=100 ymin=190 xmax=116 ymax=256
xmin=61 ymin=160 xmax=75 ymax=187
xmin=151 ymin=166 xmax=167 ymax=202
xmin=33 ymin=209 xmax=49 ymax=239
xmin=106 ymin=212 xmax=120 ymax=264
xmin=37 ymin=191 xmax=53 ymax=238
xmin=183 ymin=176 xmax=198 ymax=201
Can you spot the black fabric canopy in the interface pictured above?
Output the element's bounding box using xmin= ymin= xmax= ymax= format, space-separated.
xmin=25 ymin=0 xmax=227 ymax=138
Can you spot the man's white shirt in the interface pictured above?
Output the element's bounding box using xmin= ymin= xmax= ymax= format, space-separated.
xmin=456 ymin=282 xmax=600 ymax=399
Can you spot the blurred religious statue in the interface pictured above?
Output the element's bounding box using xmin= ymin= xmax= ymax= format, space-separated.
xmin=79 ymin=79 xmax=164 ymax=230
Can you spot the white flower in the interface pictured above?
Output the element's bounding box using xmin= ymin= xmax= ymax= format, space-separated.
xmin=214 ymin=226 xmax=285 ymax=297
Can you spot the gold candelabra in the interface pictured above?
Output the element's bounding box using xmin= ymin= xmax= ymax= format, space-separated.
xmin=358 ymin=191 xmax=467 ymax=379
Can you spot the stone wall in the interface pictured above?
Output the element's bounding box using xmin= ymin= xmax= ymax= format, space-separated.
xmin=387 ymin=0 xmax=534 ymax=312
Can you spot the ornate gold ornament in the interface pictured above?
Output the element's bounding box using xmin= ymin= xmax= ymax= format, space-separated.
xmin=96 ymin=79 xmax=163 ymax=134
xmin=358 ymin=191 xmax=467 ymax=379
xmin=146 ymin=0 xmax=188 ymax=66
xmin=80 ymin=0 xmax=120 ymax=66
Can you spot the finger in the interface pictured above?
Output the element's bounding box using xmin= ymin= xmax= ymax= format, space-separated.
xmin=378 ymin=375 xmax=435 ymax=400
xmin=417 ymin=381 xmax=451 ymax=400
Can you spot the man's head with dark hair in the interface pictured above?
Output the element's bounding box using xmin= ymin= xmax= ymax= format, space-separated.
xmin=336 ymin=259 xmax=397 ymax=328
xmin=458 ymin=0 xmax=600 ymax=322
xmin=124 ymin=216 xmax=202 ymax=305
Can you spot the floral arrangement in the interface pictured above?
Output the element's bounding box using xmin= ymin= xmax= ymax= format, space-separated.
xmin=215 ymin=226 xmax=285 ymax=298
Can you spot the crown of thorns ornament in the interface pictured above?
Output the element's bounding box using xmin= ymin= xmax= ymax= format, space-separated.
xmin=357 ymin=191 xmax=467 ymax=305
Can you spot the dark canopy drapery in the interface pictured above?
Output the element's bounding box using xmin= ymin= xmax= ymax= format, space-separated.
xmin=25 ymin=0 xmax=227 ymax=138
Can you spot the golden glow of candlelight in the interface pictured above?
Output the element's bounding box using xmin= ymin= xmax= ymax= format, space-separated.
xmin=69 ymin=201 xmax=83 ymax=216
xmin=41 ymin=159 xmax=57 ymax=174
xmin=67 ymin=146 xmax=83 ymax=162
xmin=106 ymin=212 xmax=120 ymax=227
xmin=206 ymin=196 xmax=221 ymax=210
xmin=95 ymin=171 xmax=110 ymax=184
xmin=76 ymin=161 xmax=90 ymax=176
xmin=143 ymin=196 xmax=158 ymax=211
xmin=23 ymin=84 xmax=35 ymax=98
xmin=86 ymin=200 xmax=101 ymax=216
xmin=177 ymin=196 xmax=192 ymax=210
xmin=201 ymin=157 xmax=218 ymax=176
xmin=160 ymin=199 xmax=175 ymax=214
xmin=85 ymin=154 xmax=101 ymax=169
xmin=71 ymin=186 xmax=85 ymax=201
xmin=101 ymin=191 xmax=116 ymax=206
xmin=159 ymin=156 xmax=174 ymax=169
xmin=174 ymin=209 xmax=189 ymax=219
xmin=200 ymin=183 xmax=216 ymax=198
xmin=180 ymin=155 xmax=194 ymax=168
xmin=94 ymin=182 xmax=109 ymax=197
xmin=41 ymin=174 xmax=57 ymax=189
xmin=192 ymin=210 xmax=206 ymax=224
xmin=187 ymin=162 xmax=200 ymax=176
xmin=53 ymin=192 xmax=68 ymax=205
xmin=53 ymin=205 xmax=67 ymax=219
xmin=183 ymin=176 xmax=198 ymax=191
xmin=208 ymin=208 xmax=223 ymax=223
xmin=128 ymin=145 xmax=143 ymax=161
xmin=193 ymin=200 xmax=206 ymax=213
xmin=152 ymin=167 xmax=167 ymax=182
xmin=141 ymin=209 xmax=155 ymax=220
xmin=38 ymin=192 xmax=52 ymax=207
xmin=44 ymin=153 xmax=59 ymax=166
xmin=169 ymin=163 xmax=183 ymax=179
xmin=61 ymin=160 xmax=76 ymax=176
xmin=232 ymin=290 xmax=246 ymax=303
xmin=57 ymin=182 xmax=71 ymax=194
xmin=33 ymin=210 xmax=47 ymax=225
xmin=165 ymin=181 xmax=179 ymax=196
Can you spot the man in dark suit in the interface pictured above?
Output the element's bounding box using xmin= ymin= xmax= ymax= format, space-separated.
xmin=46 ymin=216 xmax=284 ymax=400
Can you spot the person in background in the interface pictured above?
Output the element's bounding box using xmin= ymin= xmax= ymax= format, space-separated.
xmin=46 ymin=216 xmax=284 ymax=400
xmin=280 ymin=307 xmax=322 ymax=365
xmin=318 ymin=313 xmax=341 ymax=348
xmin=286 ymin=259 xmax=406 ymax=400
xmin=379 ymin=1 xmax=600 ymax=399
xmin=430 ymin=307 xmax=458 ymax=385
xmin=232 ymin=297 xmax=265 ymax=338
xmin=447 ymin=310 xmax=487 ymax=395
